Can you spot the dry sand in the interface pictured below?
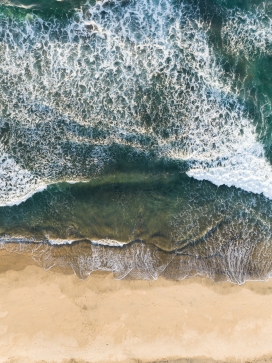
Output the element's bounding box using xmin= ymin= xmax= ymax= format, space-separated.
xmin=1 ymin=250 xmax=272 ymax=363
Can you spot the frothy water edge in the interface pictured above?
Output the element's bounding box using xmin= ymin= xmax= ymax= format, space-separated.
xmin=2 ymin=238 xmax=272 ymax=284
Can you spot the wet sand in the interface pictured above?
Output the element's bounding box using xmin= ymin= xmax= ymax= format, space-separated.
xmin=1 ymin=251 xmax=272 ymax=363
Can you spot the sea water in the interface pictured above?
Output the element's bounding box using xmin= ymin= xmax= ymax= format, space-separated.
xmin=1 ymin=0 xmax=272 ymax=283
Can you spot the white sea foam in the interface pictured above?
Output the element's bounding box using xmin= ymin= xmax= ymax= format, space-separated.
xmin=0 ymin=0 xmax=272 ymax=205
xmin=47 ymin=238 xmax=127 ymax=246
xmin=222 ymin=8 xmax=272 ymax=58
xmin=183 ymin=6 xmax=272 ymax=197
xmin=0 ymin=232 xmax=128 ymax=247
xmin=187 ymin=146 xmax=272 ymax=199
xmin=0 ymin=150 xmax=48 ymax=206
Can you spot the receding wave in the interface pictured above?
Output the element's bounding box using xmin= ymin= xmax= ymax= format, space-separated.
xmin=2 ymin=237 xmax=272 ymax=284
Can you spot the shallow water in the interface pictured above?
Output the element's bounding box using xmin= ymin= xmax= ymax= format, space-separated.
xmin=1 ymin=0 xmax=272 ymax=282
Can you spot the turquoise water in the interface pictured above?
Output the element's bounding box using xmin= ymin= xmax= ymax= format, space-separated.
xmin=1 ymin=0 xmax=272 ymax=282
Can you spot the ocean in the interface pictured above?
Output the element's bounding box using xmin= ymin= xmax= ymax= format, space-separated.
xmin=1 ymin=0 xmax=272 ymax=283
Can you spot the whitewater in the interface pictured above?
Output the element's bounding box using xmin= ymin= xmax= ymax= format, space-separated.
xmin=0 ymin=0 xmax=272 ymax=208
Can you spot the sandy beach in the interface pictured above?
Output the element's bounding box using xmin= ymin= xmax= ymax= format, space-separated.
xmin=0 ymin=250 xmax=271 ymax=363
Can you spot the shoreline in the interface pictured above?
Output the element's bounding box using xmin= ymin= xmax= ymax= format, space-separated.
xmin=1 ymin=250 xmax=272 ymax=362
xmin=1 ymin=240 xmax=271 ymax=284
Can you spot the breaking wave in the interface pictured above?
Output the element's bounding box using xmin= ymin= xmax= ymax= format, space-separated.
xmin=0 ymin=0 xmax=272 ymax=205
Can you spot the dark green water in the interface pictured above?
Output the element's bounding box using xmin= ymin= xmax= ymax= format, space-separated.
xmin=1 ymin=0 xmax=272 ymax=282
